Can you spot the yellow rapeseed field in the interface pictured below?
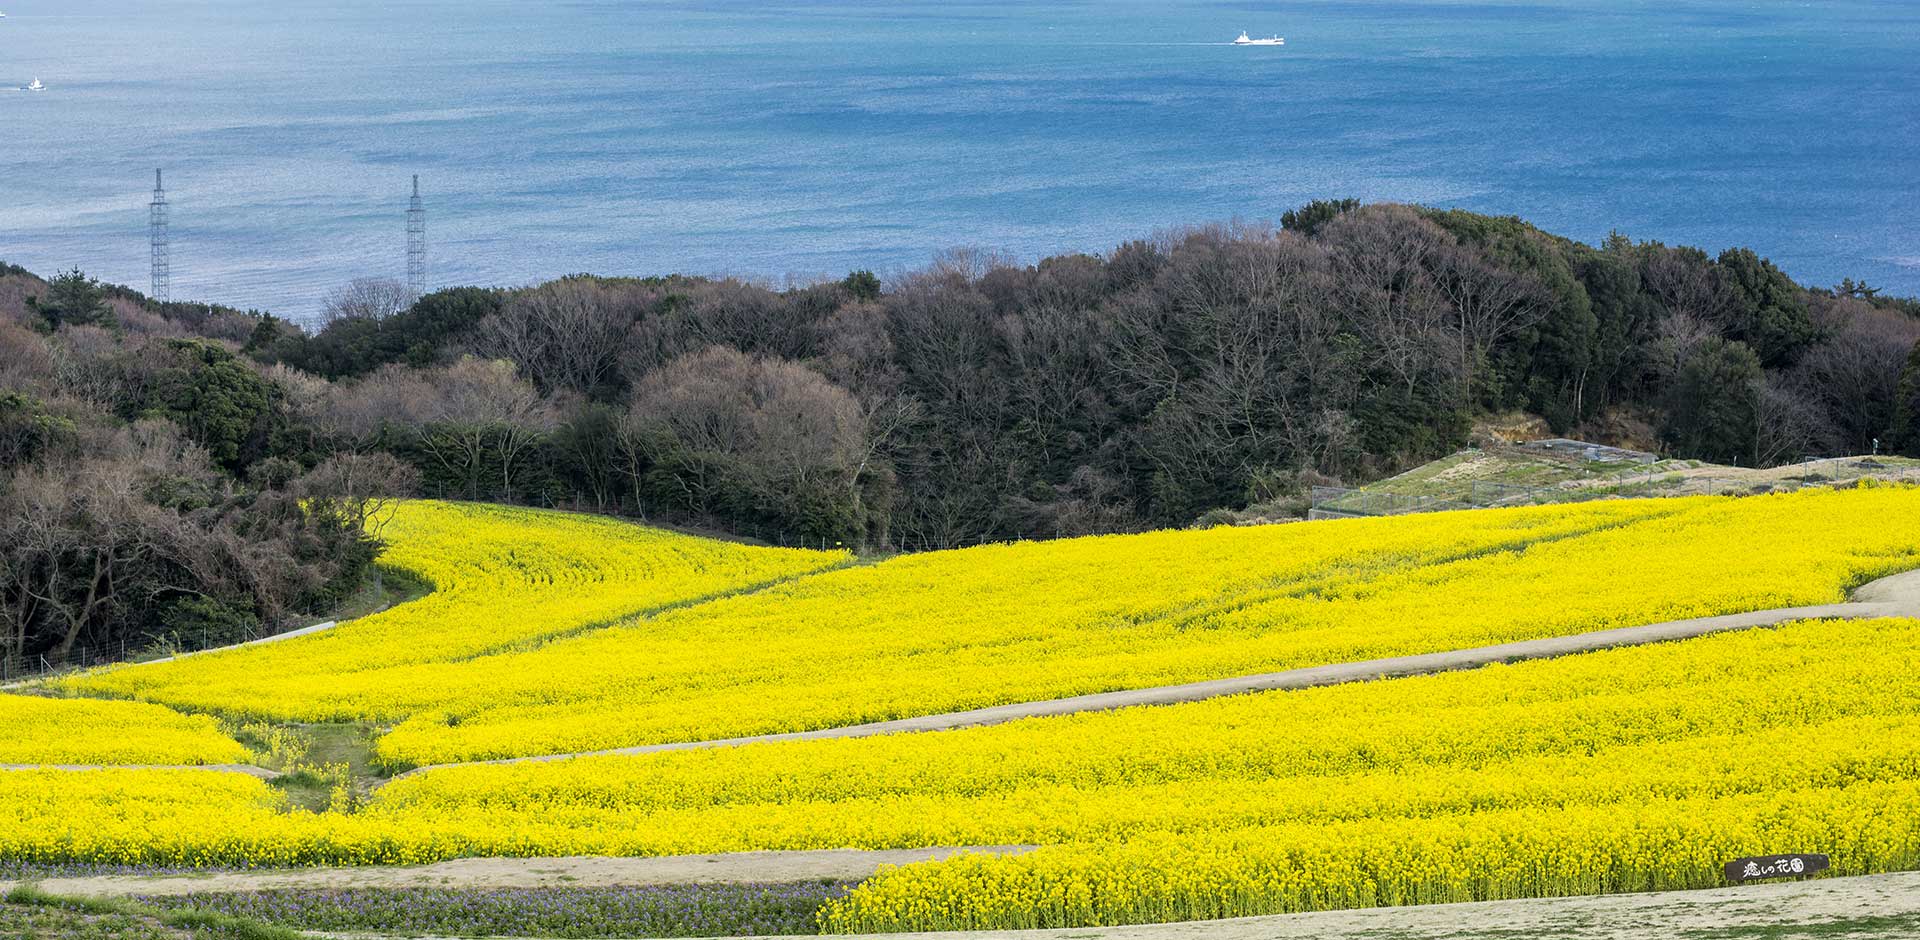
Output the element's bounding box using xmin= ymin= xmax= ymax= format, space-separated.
xmin=5 ymin=487 xmax=1919 ymax=932
xmin=47 ymin=488 xmax=1920 ymax=766
xmin=372 ymin=487 xmax=1920 ymax=764
xmin=57 ymin=501 xmax=849 ymax=723
xmin=2 ymin=615 xmax=1919 ymax=931
xmin=0 ymin=695 xmax=248 ymax=766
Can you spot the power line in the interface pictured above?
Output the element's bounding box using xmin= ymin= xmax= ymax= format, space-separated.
xmin=406 ymin=174 xmax=426 ymax=297
xmin=149 ymin=169 xmax=170 ymax=303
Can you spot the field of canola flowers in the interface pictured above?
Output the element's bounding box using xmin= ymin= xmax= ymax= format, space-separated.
xmin=120 ymin=485 xmax=1920 ymax=767
xmin=34 ymin=487 xmax=1920 ymax=767
xmin=3 ymin=615 xmax=1920 ymax=928
xmin=0 ymin=696 xmax=246 ymax=766
xmin=57 ymin=501 xmax=849 ymax=725
xmin=4 ymin=486 xmax=1920 ymax=931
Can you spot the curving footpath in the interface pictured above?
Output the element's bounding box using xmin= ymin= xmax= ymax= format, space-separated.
xmin=0 ymin=620 xmax=342 ymax=693
xmin=13 ymin=862 xmax=1914 ymax=940
xmin=0 ymin=762 xmax=280 ymax=780
xmin=304 ymin=869 xmax=1920 ymax=940
xmin=772 ymin=871 xmax=1920 ymax=940
xmin=401 ymin=566 xmax=1920 ymax=777
xmin=4 ymin=571 xmax=1920 ymax=925
xmin=9 ymin=568 xmax=1920 ymax=789
xmin=0 ymin=846 xmax=1035 ymax=900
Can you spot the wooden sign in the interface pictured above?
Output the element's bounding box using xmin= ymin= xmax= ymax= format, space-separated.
xmin=1724 ymin=854 xmax=1830 ymax=883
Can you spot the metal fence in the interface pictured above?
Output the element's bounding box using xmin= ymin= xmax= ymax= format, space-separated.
xmin=0 ymin=636 xmax=141 ymax=684
xmin=0 ymin=616 xmax=326 ymax=685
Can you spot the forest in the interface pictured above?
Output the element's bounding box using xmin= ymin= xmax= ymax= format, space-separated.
xmin=4 ymin=202 xmax=1920 ymax=665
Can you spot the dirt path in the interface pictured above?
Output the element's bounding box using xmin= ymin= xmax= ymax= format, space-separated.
xmin=402 ymin=567 xmax=1920 ymax=776
xmin=1 ymin=847 xmax=1035 ymax=899
xmin=130 ymin=619 xmax=340 ymax=668
xmin=12 ymin=856 xmax=1916 ymax=940
xmin=783 ymin=870 xmax=1920 ymax=940
xmin=0 ymin=763 xmax=279 ymax=779
xmin=0 ymin=620 xmax=339 ymax=692
xmin=303 ymin=870 xmax=1920 ymax=940
xmin=9 ymin=568 xmax=1920 ymax=786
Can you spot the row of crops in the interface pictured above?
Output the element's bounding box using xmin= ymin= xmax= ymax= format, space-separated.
xmin=2 ymin=486 xmax=1918 ymax=931
xmin=2 ymin=615 xmax=1919 ymax=930
xmin=53 ymin=500 xmax=849 ymax=728
xmin=0 ymin=695 xmax=245 ymax=767
xmin=55 ymin=487 xmax=1920 ymax=768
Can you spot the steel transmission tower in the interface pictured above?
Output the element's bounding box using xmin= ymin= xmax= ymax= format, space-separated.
xmin=149 ymin=169 xmax=170 ymax=303
xmin=406 ymin=175 xmax=426 ymax=297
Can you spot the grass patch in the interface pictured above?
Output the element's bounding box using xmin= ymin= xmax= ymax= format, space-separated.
xmin=4 ymin=884 xmax=308 ymax=939
xmin=322 ymin=565 xmax=431 ymax=624
xmin=267 ymin=724 xmax=385 ymax=813
xmin=1679 ymin=912 xmax=1920 ymax=939
xmin=225 ymin=721 xmax=388 ymax=813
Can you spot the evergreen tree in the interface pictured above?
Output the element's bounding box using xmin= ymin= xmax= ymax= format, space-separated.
xmin=1893 ymin=340 xmax=1920 ymax=456
xmin=26 ymin=268 xmax=114 ymax=329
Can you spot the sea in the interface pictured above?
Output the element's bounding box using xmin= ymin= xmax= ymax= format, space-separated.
xmin=1 ymin=0 xmax=1917 ymax=323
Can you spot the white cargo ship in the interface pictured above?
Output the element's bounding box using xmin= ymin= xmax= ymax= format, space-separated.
xmin=1233 ymin=31 xmax=1284 ymax=46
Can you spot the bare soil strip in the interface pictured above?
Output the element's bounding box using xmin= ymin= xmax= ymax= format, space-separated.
xmin=0 ymin=763 xmax=280 ymax=779
xmin=727 ymin=869 xmax=1920 ymax=940
xmin=402 ymin=567 xmax=1920 ymax=776
xmin=0 ymin=847 xmax=1035 ymax=899
xmin=13 ymin=856 xmax=1915 ymax=939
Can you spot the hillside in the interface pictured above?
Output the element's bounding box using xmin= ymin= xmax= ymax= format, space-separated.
xmin=1309 ymin=442 xmax=1920 ymax=518
xmin=0 ymin=487 xmax=1918 ymax=938
xmin=8 ymin=202 xmax=1920 ymax=565
xmin=8 ymin=202 xmax=1920 ymax=935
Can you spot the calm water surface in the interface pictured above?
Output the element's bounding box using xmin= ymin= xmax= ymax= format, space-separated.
xmin=1 ymin=0 xmax=1916 ymax=321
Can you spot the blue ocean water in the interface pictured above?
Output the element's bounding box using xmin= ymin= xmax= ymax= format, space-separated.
xmin=1 ymin=0 xmax=1916 ymax=322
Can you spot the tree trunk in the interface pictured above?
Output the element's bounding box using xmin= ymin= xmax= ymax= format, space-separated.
xmin=52 ymin=553 xmax=107 ymax=664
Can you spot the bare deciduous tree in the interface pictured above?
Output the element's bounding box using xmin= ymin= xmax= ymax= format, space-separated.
xmin=478 ymin=278 xmax=639 ymax=397
xmin=322 ymin=278 xmax=413 ymax=325
xmin=0 ymin=319 xmax=55 ymax=392
xmin=1432 ymin=241 xmax=1551 ymax=377
xmin=619 ymin=346 xmax=885 ymax=538
xmin=629 ymin=347 xmax=865 ymax=484
xmin=1641 ymin=247 xmax=1729 ymax=324
xmin=413 ymin=357 xmax=556 ymax=501
xmin=1755 ymin=374 xmax=1827 ymax=466
xmin=1319 ymin=205 xmax=1463 ymax=393
xmin=48 ymin=325 xmax=136 ymax=410
xmin=298 ymin=452 xmax=420 ymax=539
xmin=318 ymin=364 xmax=441 ymax=447
xmin=1792 ymin=295 xmax=1919 ymax=454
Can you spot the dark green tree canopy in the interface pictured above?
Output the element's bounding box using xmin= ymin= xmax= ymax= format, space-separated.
xmin=1894 ymin=340 xmax=1920 ymax=456
xmin=135 ymin=339 xmax=286 ymax=473
xmin=1715 ymin=248 xmax=1819 ymax=366
xmin=843 ymin=270 xmax=883 ymax=302
xmin=26 ymin=268 xmax=115 ymax=329
xmin=0 ymin=392 xmax=77 ymax=470
xmin=1280 ymin=198 xmax=1361 ymax=236
xmin=1664 ymin=337 xmax=1763 ymax=466
xmin=261 ymin=286 xmax=506 ymax=379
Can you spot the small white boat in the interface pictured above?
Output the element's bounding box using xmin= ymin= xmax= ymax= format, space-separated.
xmin=24 ymin=78 xmax=46 ymax=91
xmin=1233 ymin=31 xmax=1285 ymax=46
